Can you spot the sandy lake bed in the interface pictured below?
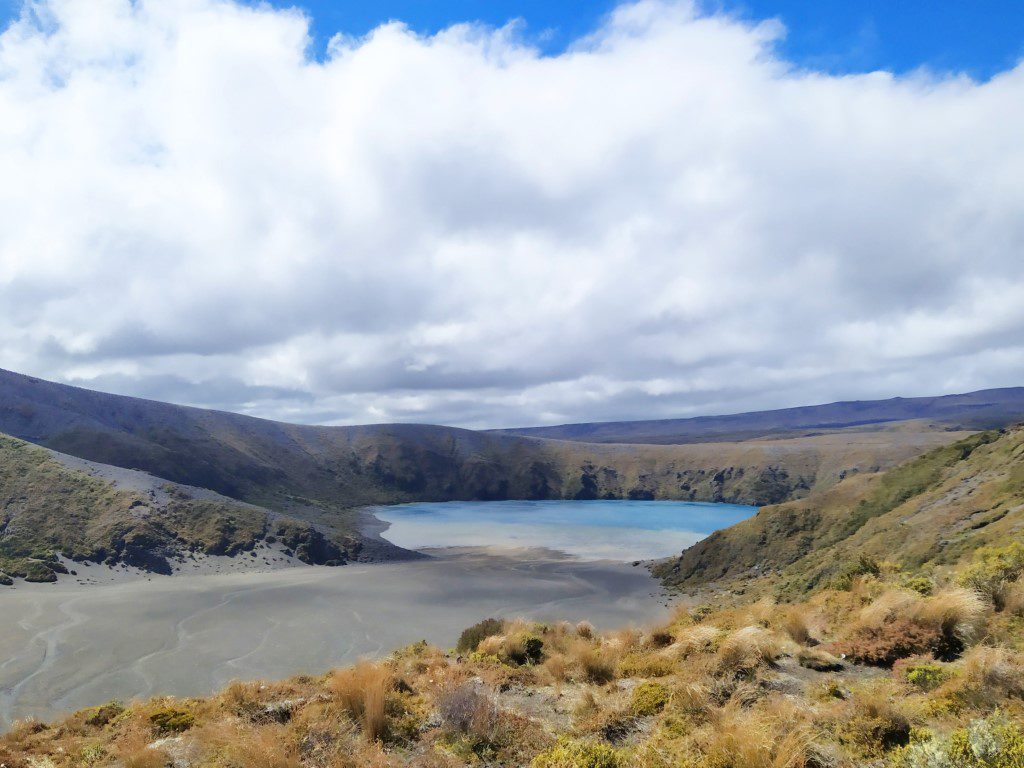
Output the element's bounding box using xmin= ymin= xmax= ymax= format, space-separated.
xmin=0 ymin=547 xmax=669 ymax=729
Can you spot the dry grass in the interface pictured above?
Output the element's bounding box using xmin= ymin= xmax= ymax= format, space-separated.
xmin=779 ymin=605 xmax=815 ymax=646
xmin=672 ymin=625 xmax=722 ymax=657
xmin=914 ymin=587 xmax=988 ymax=645
xmin=716 ymin=626 xmax=784 ymax=674
xmin=573 ymin=645 xmax=619 ymax=685
xmin=1004 ymin=578 xmax=1024 ymax=616
xmin=575 ymin=621 xmax=595 ymax=639
xmin=328 ymin=661 xmax=390 ymax=741
xmin=856 ymin=588 xmax=922 ymax=630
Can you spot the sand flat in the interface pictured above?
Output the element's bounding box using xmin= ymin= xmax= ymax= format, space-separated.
xmin=0 ymin=548 xmax=666 ymax=729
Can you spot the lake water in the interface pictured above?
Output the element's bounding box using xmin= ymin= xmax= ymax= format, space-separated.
xmin=373 ymin=499 xmax=757 ymax=561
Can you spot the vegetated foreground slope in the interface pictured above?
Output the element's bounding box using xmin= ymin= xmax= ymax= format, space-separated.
xmin=5 ymin=517 xmax=1024 ymax=766
xmin=0 ymin=434 xmax=354 ymax=584
xmin=497 ymin=387 xmax=1024 ymax=443
xmin=655 ymin=426 xmax=1024 ymax=596
xmin=0 ymin=369 xmax=969 ymax=552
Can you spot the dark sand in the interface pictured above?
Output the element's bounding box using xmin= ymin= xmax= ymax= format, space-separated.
xmin=0 ymin=547 xmax=667 ymax=729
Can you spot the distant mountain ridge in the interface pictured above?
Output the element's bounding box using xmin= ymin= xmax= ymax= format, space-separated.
xmin=494 ymin=388 xmax=1024 ymax=444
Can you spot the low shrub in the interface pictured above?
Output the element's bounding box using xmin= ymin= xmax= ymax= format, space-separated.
xmin=834 ymin=554 xmax=882 ymax=591
xmin=148 ymin=707 xmax=195 ymax=734
xmin=618 ymin=652 xmax=674 ymax=678
xmin=84 ymin=700 xmax=125 ymax=728
xmin=531 ymin=737 xmax=624 ymax=768
xmin=841 ymin=690 xmax=912 ymax=755
xmin=902 ymin=662 xmax=949 ymax=692
xmin=831 ymin=618 xmax=942 ymax=668
xmin=903 ymin=576 xmax=934 ymax=596
xmin=630 ymin=681 xmax=670 ymax=716
xmin=457 ymin=618 xmax=505 ymax=653
xmin=437 ymin=681 xmax=504 ymax=750
xmin=891 ymin=715 xmax=1024 ymax=768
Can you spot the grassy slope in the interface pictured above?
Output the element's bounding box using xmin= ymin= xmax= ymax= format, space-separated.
xmin=0 ymin=435 xmax=345 ymax=583
xmin=654 ymin=427 xmax=1024 ymax=595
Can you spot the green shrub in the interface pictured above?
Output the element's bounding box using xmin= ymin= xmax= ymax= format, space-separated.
xmin=77 ymin=743 xmax=106 ymax=765
xmin=629 ymin=682 xmax=670 ymax=717
xmin=84 ymin=701 xmax=124 ymax=727
xmin=618 ymin=652 xmax=674 ymax=678
xmin=531 ymin=737 xmax=624 ymax=768
xmin=149 ymin=707 xmax=195 ymax=734
xmin=833 ymin=554 xmax=882 ymax=591
xmin=904 ymin=576 xmax=935 ymax=596
xmin=905 ymin=663 xmax=949 ymax=692
xmin=457 ymin=618 xmax=505 ymax=653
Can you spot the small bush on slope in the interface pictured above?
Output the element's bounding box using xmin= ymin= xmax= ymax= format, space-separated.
xmin=456 ymin=618 xmax=505 ymax=653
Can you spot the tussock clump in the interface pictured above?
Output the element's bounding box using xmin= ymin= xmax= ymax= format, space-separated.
xmin=913 ymin=587 xmax=988 ymax=653
xmin=857 ymin=589 xmax=923 ymax=630
xmin=576 ymin=621 xmax=595 ymax=639
xmin=672 ymin=625 xmax=722 ymax=657
xmin=574 ymin=646 xmax=618 ymax=685
xmin=780 ymin=604 xmax=816 ymax=646
xmin=798 ymin=648 xmax=844 ymax=672
xmin=1003 ymin=579 xmax=1024 ymax=616
xmin=328 ymin=661 xmax=390 ymax=741
xmin=933 ymin=646 xmax=1024 ymax=713
xmin=716 ymin=626 xmax=784 ymax=675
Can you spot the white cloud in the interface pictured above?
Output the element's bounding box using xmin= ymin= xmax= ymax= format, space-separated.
xmin=1 ymin=0 xmax=1023 ymax=428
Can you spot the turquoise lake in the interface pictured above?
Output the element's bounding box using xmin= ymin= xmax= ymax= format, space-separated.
xmin=372 ymin=499 xmax=757 ymax=561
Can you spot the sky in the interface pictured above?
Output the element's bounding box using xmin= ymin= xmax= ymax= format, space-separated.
xmin=0 ymin=0 xmax=1023 ymax=428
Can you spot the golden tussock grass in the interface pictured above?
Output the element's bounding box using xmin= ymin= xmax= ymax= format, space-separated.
xmin=328 ymin=660 xmax=390 ymax=742
xmin=913 ymin=586 xmax=988 ymax=643
xmin=716 ymin=626 xmax=785 ymax=674
xmin=856 ymin=588 xmax=922 ymax=630
xmin=671 ymin=624 xmax=722 ymax=657
xmin=575 ymin=621 xmax=595 ymax=639
xmin=1003 ymin=578 xmax=1024 ymax=616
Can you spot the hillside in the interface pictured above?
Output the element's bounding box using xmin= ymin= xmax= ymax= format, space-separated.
xmin=0 ymin=435 xmax=355 ymax=584
xmin=0 ymin=370 xmax=970 ymax=554
xmin=654 ymin=426 xmax=1024 ymax=596
xmin=497 ymin=388 xmax=1024 ymax=444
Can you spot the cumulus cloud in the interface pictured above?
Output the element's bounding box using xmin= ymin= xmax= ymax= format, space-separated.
xmin=1 ymin=0 xmax=1023 ymax=427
